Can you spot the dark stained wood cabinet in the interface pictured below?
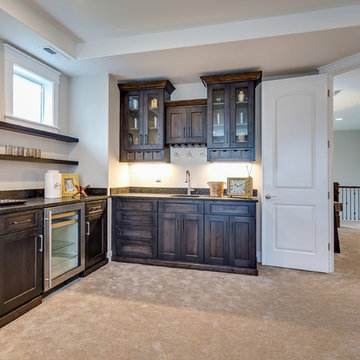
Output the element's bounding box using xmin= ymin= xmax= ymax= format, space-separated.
xmin=84 ymin=200 xmax=108 ymax=275
xmin=158 ymin=212 xmax=203 ymax=263
xmin=0 ymin=210 xmax=43 ymax=321
xmin=165 ymin=99 xmax=207 ymax=144
xmin=112 ymin=196 xmax=257 ymax=275
xmin=112 ymin=198 xmax=158 ymax=259
xmin=201 ymin=72 xmax=262 ymax=161
xmin=119 ymin=80 xmax=175 ymax=162
xmin=204 ymin=202 xmax=256 ymax=269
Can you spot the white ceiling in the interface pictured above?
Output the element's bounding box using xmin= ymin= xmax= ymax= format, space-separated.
xmin=1 ymin=0 xmax=360 ymax=84
xmin=334 ymin=68 xmax=360 ymax=130
xmin=29 ymin=0 xmax=360 ymax=41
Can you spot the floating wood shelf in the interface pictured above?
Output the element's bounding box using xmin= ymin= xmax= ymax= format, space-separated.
xmin=0 ymin=122 xmax=79 ymax=143
xmin=0 ymin=154 xmax=78 ymax=166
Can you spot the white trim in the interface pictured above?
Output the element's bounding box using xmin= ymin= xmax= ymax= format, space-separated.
xmin=257 ymin=251 xmax=262 ymax=263
xmin=3 ymin=115 xmax=60 ymax=133
xmin=318 ymin=52 xmax=360 ymax=76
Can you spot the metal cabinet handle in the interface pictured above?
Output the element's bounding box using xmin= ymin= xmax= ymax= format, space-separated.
xmin=11 ymin=218 xmax=31 ymax=225
xmin=37 ymin=234 xmax=43 ymax=252
xmin=226 ymin=130 xmax=229 ymax=143
xmin=145 ymin=134 xmax=148 ymax=145
xmin=176 ymin=219 xmax=179 ymax=231
xmin=140 ymin=134 xmax=143 ymax=145
xmin=89 ymin=206 xmax=102 ymax=213
xmin=86 ymin=221 xmax=90 ymax=236
xmin=182 ymin=218 xmax=185 ymax=231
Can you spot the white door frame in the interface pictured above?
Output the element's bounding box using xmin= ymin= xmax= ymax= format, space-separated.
xmin=318 ymin=52 xmax=360 ymax=272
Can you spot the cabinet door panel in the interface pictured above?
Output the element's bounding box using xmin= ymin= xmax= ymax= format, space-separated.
xmin=166 ymin=107 xmax=187 ymax=143
xmin=187 ymin=106 xmax=207 ymax=143
xmin=204 ymin=215 xmax=229 ymax=265
xmin=0 ymin=228 xmax=42 ymax=317
xmin=158 ymin=213 xmax=180 ymax=260
xmin=85 ymin=213 xmax=107 ymax=269
xmin=117 ymin=240 xmax=157 ymax=259
xmin=181 ymin=214 xmax=204 ymax=263
xmin=230 ymin=82 xmax=254 ymax=148
xmin=143 ymin=89 xmax=164 ymax=150
xmin=207 ymin=84 xmax=230 ymax=148
xmin=123 ymin=91 xmax=143 ymax=150
xmin=229 ymin=216 xmax=256 ymax=268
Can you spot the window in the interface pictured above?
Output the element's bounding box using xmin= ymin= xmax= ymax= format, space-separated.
xmin=3 ymin=44 xmax=60 ymax=130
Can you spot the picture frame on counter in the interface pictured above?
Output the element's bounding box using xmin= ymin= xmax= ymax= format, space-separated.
xmin=227 ymin=177 xmax=253 ymax=198
xmin=62 ymin=173 xmax=79 ymax=197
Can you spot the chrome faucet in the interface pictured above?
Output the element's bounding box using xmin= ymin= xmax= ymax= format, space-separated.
xmin=185 ymin=170 xmax=192 ymax=195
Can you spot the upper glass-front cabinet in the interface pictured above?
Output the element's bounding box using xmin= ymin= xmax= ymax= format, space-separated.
xmin=127 ymin=93 xmax=141 ymax=148
xmin=145 ymin=91 xmax=161 ymax=147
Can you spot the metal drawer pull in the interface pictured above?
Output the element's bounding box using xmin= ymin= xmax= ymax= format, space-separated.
xmin=11 ymin=218 xmax=32 ymax=225
xmin=86 ymin=221 xmax=90 ymax=236
xmin=37 ymin=234 xmax=43 ymax=252
xmin=89 ymin=206 xmax=102 ymax=213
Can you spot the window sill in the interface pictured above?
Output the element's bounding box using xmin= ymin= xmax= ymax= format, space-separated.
xmin=4 ymin=115 xmax=60 ymax=134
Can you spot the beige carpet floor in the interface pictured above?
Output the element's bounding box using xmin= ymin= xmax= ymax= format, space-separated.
xmin=1 ymin=229 xmax=359 ymax=360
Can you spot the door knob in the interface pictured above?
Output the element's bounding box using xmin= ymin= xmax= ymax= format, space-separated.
xmin=265 ymin=194 xmax=276 ymax=199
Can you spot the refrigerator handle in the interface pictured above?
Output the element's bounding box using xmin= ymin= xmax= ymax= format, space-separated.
xmin=45 ymin=211 xmax=52 ymax=291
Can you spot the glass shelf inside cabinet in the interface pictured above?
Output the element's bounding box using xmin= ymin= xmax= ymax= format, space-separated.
xmin=212 ymin=88 xmax=226 ymax=144
xmin=235 ymin=104 xmax=248 ymax=143
xmin=147 ymin=94 xmax=160 ymax=145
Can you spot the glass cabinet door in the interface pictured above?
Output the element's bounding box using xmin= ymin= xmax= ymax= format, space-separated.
xmin=146 ymin=93 xmax=160 ymax=146
xmin=210 ymin=87 xmax=228 ymax=147
xmin=127 ymin=93 xmax=141 ymax=148
xmin=234 ymin=86 xmax=249 ymax=145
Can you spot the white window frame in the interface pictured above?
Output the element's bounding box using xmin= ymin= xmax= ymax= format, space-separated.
xmin=3 ymin=43 xmax=60 ymax=132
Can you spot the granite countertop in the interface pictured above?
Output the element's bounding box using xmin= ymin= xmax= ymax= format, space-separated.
xmin=0 ymin=195 xmax=108 ymax=215
xmin=112 ymin=193 xmax=258 ymax=202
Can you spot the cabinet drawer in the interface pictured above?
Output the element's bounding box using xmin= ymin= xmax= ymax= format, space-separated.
xmin=3 ymin=210 xmax=42 ymax=235
xmin=114 ymin=209 xmax=157 ymax=226
xmin=205 ymin=201 xmax=255 ymax=216
xmin=116 ymin=240 xmax=157 ymax=259
xmin=158 ymin=200 xmax=203 ymax=214
xmin=207 ymin=148 xmax=255 ymax=162
xmin=114 ymin=225 xmax=157 ymax=242
xmin=85 ymin=200 xmax=106 ymax=216
xmin=113 ymin=198 xmax=157 ymax=212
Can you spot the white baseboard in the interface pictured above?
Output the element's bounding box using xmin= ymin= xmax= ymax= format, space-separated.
xmin=257 ymin=251 xmax=262 ymax=263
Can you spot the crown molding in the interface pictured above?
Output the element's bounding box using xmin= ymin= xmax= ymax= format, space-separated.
xmin=318 ymin=52 xmax=360 ymax=75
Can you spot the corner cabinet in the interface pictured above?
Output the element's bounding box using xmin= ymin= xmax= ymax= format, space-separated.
xmin=201 ymin=72 xmax=262 ymax=162
xmin=118 ymin=80 xmax=175 ymax=162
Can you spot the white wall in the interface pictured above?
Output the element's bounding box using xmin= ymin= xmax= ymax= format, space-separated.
xmin=108 ymin=75 xmax=129 ymax=190
xmin=68 ymin=74 xmax=109 ymax=188
xmin=0 ymin=42 xmax=72 ymax=190
xmin=334 ymin=130 xmax=360 ymax=186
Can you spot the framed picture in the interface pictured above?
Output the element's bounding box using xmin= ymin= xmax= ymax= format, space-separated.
xmin=227 ymin=177 xmax=253 ymax=197
xmin=62 ymin=173 xmax=79 ymax=197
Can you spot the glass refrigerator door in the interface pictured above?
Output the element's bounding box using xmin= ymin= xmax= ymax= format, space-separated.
xmin=51 ymin=211 xmax=80 ymax=280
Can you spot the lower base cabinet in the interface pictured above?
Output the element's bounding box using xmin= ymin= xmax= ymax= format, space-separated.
xmin=112 ymin=197 xmax=257 ymax=274
xmin=158 ymin=213 xmax=203 ymax=263
xmin=85 ymin=200 xmax=108 ymax=273
xmin=205 ymin=215 xmax=255 ymax=268
xmin=0 ymin=210 xmax=43 ymax=320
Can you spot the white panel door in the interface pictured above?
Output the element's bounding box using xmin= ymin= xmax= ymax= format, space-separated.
xmin=262 ymin=74 xmax=331 ymax=272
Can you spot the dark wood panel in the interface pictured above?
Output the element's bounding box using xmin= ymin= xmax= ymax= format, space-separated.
xmin=158 ymin=200 xmax=203 ymax=214
xmin=116 ymin=240 xmax=157 ymax=259
xmin=187 ymin=106 xmax=207 ymax=143
xmin=158 ymin=213 xmax=180 ymax=260
xmin=0 ymin=121 xmax=79 ymax=143
xmin=0 ymin=228 xmax=42 ymax=317
xmin=118 ymin=80 xmax=175 ymax=94
xmin=85 ymin=200 xmax=106 ymax=216
xmin=205 ymin=201 xmax=255 ymax=216
xmin=166 ymin=107 xmax=187 ymax=144
xmin=115 ymin=225 xmax=157 ymax=242
xmin=229 ymin=216 xmax=256 ymax=268
xmin=0 ymin=154 xmax=78 ymax=166
xmin=165 ymin=99 xmax=207 ymax=107
xmin=114 ymin=198 xmax=157 ymax=212
xmin=114 ymin=209 xmax=157 ymax=226
xmin=204 ymin=215 xmax=229 ymax=265
xmin=180 ymin=214 xmax=204 ymax=263
xmin=201 ymin=71 xmax=262 ymax=86
xmin=4 ymin=210 xmax=42 ymax=235
xmin=207 ymin=148 xmax=255 ymax=162
xmin=112 ymin=257 xmax=258 ymax=275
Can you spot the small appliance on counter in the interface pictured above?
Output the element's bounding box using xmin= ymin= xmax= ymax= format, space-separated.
xmin=44 ymin=170 xmax=62 ymax=199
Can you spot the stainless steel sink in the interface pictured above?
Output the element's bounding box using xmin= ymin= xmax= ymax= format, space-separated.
xmin=170 ymin=194 xmax=200 ymax=198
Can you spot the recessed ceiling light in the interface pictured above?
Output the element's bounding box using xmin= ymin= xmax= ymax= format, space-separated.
xmin=336 ymin=117 xmax=343 ymax=121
